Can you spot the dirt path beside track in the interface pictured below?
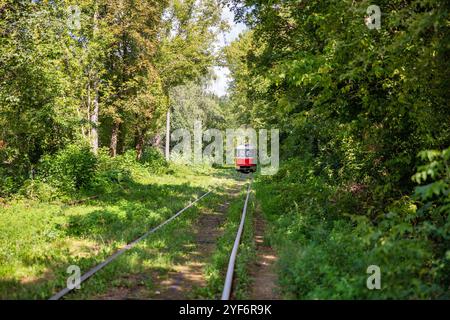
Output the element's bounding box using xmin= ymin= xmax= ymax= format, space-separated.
xmin=248 ymin=208 xmax=280 ymax=300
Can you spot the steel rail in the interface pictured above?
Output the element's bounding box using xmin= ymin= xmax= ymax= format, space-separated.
xmin=221 ymin=177 xmax=253 ymax=300
xmin=49 ymin=189 xmax=213 ymax=300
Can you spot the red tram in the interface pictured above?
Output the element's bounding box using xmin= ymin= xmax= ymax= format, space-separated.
xmin=235 ymin=144 xmax=257 ymax=174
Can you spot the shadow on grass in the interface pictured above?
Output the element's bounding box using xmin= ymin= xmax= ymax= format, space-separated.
xmin=64 ymin=181 xmax=210 ymax=243
xmin=0 ymin=169 xmax=237 ymax=299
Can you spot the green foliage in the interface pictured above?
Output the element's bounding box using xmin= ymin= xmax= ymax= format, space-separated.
xmin=139 ymin=148 xmax=168 ymax=174
xmin=91 ymin=147 xmax=134 ymax=192
xmin=0 ymin=163 xmax=235 ymax=299
xmin=91 ymin=147 xmax=168 ymax=194
xmin=226 ymin=0 xmax=450 ymax=299
xmin=19 ymin=180 xmax=60 ymax=202
xmin=169 ymin=81 xmax=226 ymax=130
xmin=156 ymin=0 xmax=224 ymax=89
xmin=411 ymin=147 xmax=450 ymax=293
xmin=0 ymin=1 xmax=79 ymax=196
xmin=37 ymin=144 xmax=98 ymax=195
xmin=255 ymin=151 xmax=449 ymax=299
xmin=413 ymin=148 xmax=450 ymax=201
xmin=0 ymin=0 xmax=224 ymax=196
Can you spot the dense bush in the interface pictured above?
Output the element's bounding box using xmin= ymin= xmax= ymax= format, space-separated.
xmin=0 ymin=147 xmax=31 ymax=197
xmin=256 ymin=148 xmax=449 ymax=299
xmin=139 ymin=148 xmax=167 ymax=174
xmin=91 ymin=147 xmax=169 ymax=193
xmin=0 ymin=167 xmax=16 ymax=197
xmin=19 ymin=180 xmax=60 ymax=202
xmin=411 ymin=148 xmax=450 ymax=293
xmin=226 ymin=0 xmax=449 ymax=299
xmin=89 ymin=148 xmax=134 ymax=193
xmin=2 ymin=145 xmax=170 ymax=200
xmin=36 ymin=144 xmax=97 ymax=195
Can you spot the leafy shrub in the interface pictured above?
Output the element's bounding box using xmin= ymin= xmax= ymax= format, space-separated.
xmin=0 ymin=170 xmax=16 ymax=197
xmin=256 ymin=148 xmax=450 ymax=299
xmin=139 ymin=147 xmax=167 ymax=174
xmin=37 ymin=144 xmax=97 ymax=194
xmin=91 ymin=148 xmax=133 ymax=193
xmin=0 ymin=147 xmax=31 ymax=197
xmin=92 ymin=147 xmax=166 ymax=193
xmin=19 ymin=179 xmax=60 ymax=202
xmin=411 ymin=147 xmax=450 ymax=297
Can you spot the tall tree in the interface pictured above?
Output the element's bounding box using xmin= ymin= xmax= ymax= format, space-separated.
xmin=155 ymin=0 xmax=225 ymax=159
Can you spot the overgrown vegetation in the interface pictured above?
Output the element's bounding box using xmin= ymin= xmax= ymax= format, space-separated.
xmin=10 ymin=143 xmax=169 ymax=203
xmin=1 ymin=0 xmax=449 ymax=300
xmin=255 ymin=151 xmax=449 ymax=299
xmin=200 ymin=184 xmax=256 ymax=299
xmin=0 ymin=0 xmax=225 ymax=197
xmin=0 ymin=153 xmax=235 ymax=299
xmin=0 ymin=0 xmax=245 ymax=300
xmin=226 ymin=0 xmax=450 ymax=299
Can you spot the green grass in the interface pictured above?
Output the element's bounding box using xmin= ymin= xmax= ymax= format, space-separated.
xmin=0 ymin=164 xmax=237 ymax=299
xmin=198 ymin=182 xmax=256 ymax=299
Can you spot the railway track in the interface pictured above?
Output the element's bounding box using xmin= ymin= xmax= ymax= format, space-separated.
xmin=49 ymin=189 xmax=214 ymax=300
xmin=221 ymin=177 xmax=253 ymax=300
xmin=48 ymin=173 xmax=253 ymax=300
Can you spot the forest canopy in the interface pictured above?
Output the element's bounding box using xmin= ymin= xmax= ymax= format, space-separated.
xmin=0 ymin=0 xmax=225 ymax=194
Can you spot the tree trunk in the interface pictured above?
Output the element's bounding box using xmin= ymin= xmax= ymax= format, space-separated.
xmin=110 ymin=121 xmax=120 ymax=157
xmin=90 ymin=79 xmax=99 ymax=154
xmin=135 ymin=129 xmax=145 ymax=161
xmin=118 ymin=122 xmax=126 ymax=154
xmin=165 ymin=109 xmax=170 ymax=160
xmin=89 ymin=7 xmax=99 ymax=154
xmin=152 ymin=133 xmax=162 ymax=148
xmin=86 ymin=80 xmax=91 ymax=141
